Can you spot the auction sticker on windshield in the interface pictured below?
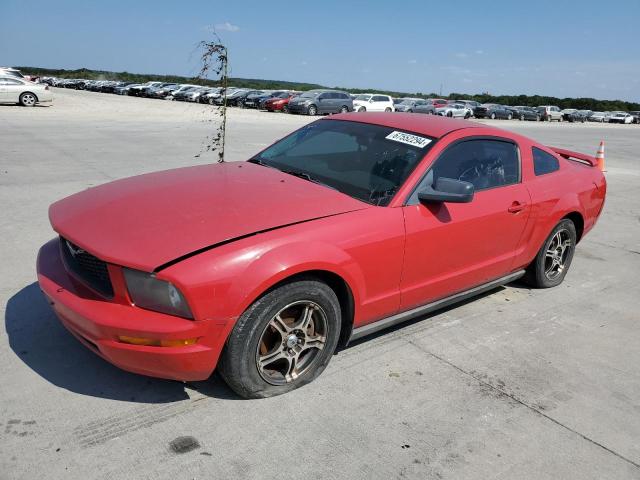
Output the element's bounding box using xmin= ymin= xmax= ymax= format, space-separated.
xmin=385 ymin=131 xmax=432 ymax=148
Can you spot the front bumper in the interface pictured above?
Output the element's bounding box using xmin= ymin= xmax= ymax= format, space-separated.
xmin=287 ymin=103 xmax=310 ymax=113
xmin=36 ymin=238 xmax=224 ymax=381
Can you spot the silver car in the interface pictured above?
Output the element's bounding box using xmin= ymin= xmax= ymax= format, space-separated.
xmin=0 ymin=76 xmax=53 ymax=106
xmin=435 ymin=102 xmax=472 ymax=118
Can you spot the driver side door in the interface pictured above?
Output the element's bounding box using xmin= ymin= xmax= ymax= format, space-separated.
xmin=399 ymin=137 xmax=531 ymax=311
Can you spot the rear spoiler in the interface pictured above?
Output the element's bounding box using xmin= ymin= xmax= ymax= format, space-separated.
xmin=550 ymin=147 xmax=597 ymax=167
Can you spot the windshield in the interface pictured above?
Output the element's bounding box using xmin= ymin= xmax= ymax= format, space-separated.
xmin=300 ymin=92 xmax=320 ymax=98
xmin=355 ymin=94 xmax=372 ymax=101
xmin=250 ymin=119 xmax=435 ymax=206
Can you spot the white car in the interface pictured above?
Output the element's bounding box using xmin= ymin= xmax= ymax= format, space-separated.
xmin=588 ymin=111 xmax=607 ymax=122
xmin=435 ymin=102 xmax=472 ymax=118
xmin=608 ymin=112 xmax=634 ymax=124
xmin=0 ymin=76 xmax=53 ymax=106
xmin=352 ymin=93 xmax=394 ymax=112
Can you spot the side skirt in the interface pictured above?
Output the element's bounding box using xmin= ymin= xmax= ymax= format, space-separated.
xmin=349 ymin=270 xmax=525 ymax=342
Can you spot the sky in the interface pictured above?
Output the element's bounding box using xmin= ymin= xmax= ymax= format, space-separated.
xmin=1 ymin=0 xmax=639 ymax=102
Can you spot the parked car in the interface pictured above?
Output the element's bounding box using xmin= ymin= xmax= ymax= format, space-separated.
xmin=37 ymin=113 xmax=606 ymax=398
xmin=537 ymin=105 xmax=563 ymax=122
xmin=412 ymin=98 xmax=448 ymax=115
xmin=128 ymin=82 xmax=163 ymax=97
xmin=608 ymin=112 xmax=634 ymax=124
xmin=511 ymin=106 xmax=541 ymax=121
xmin=287 ymin=90 xmax=353 ymax=115
xmin=564 ymin=110 xmax=590 ymax=123
xmin=629 ymin=111 xmax=640 ymax=124
xmin=454 ymin=100 xmax=480 ymax=110
xmin=146 ymin=83 xmax=181 ymax=99
xmin=588 ymin=111 xmax=607 ymax=122
xmin=264 ymin=91 xmax=297 ymax=112
xmin=352 ymin=94 xmax=395 ymax=112
xmin=393 ymin=98 xmax=428 ymax=113
xmin=242 ymin=90 xmax=271 ymax=109
xmin=435 ymin=102 xmax=472 ymax=118
xmin=114 ymin=83 xmax=142 ymax=95
xmin=0 ymin=76 xmax=53 ymax=106
xmin=474 ymin=104 xmax=513 ymax=119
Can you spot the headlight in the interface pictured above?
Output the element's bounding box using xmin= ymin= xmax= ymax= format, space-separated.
xmin=123 ymin=268 xmax=193 ymax=319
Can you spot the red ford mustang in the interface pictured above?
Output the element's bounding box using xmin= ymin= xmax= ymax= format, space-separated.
xmin=37 ymin=113 xmax=606 ymax=398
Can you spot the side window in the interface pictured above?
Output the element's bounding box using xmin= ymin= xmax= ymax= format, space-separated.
xmin=372 ymin=95 xmax=385 ymax=102
xmin=339 ymin=93 xmax=349 ymax=99
xmin=532 ymin=147 xmax=560 ymax=175
xmin=430 ymin=139 xmax=520 ymax=191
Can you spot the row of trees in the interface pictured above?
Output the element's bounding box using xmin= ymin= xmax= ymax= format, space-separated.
xmin=18 ymin=66 xmax=640 ymax=112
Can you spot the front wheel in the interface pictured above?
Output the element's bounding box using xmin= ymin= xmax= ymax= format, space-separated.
xmin=524 ymin=219 xmax=577 ymax=288
xmin=340 ymin=105 xmax=349 ymax=113
xmin=520 ymin=114 xmax=525 ymax=121
xmin=507 ymin=113 xmax=513 ymax=120
xmin=218 ymin=279 xmax=341 ymax=398
xmin=307 ymin=104 xmax=317 ymax=115
xmin=358 ymin=106 xmax=366 ymax=112
xmin=384 ymin=107 xmax=392 ymax=112
xmin=19 ymin=92 xmax=37 ymax=107
xmin=490 ymin=113 xmax=496 ymax=119
xmin=282 ymin=105 xmax=289 ymax=113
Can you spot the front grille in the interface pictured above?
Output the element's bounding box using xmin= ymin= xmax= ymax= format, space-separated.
xmin=60 ymin=237 xmax=114 ymax=298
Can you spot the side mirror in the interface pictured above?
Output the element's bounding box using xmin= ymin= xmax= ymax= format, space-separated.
xmin=418 ymin=177 xmax=474 ymax=204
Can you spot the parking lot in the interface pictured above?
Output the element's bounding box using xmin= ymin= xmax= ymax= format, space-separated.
xmin=1 ymin=88 xmax=639 ymax=479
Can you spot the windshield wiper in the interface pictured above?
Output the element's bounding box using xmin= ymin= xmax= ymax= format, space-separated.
xmin=280 ymin=169 xmax=338 ymax=191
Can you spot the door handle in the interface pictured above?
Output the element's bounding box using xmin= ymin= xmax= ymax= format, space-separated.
xmin=508 ymin=201 xmax=526 ymax=213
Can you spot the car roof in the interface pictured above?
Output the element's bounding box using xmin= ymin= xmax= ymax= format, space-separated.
xmin=326 ymin=112 xmax=484 ymax=139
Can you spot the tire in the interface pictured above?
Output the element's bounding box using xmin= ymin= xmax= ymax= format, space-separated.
xmin=524 ymin=219 xmax=577 ymax=288
xmin=490 ymin=113 xmax=496 ymax=120
xmin=520 ymin=114 xmax=525 ymax=121
xmin=282 ymin=105 xmax=289 ymax=114
xmin=19 ymin=92 xmax=37 ymax=107
xmin=536 ymin=115 xmax=540 ymax=121
xmin=447 ymin=111 xmax=453 ymax=117
xmin=384 ymin=107 xmax=392 ymax=112
xmin=307 ymin=104 xmax=317 ymax=116
xmin=464 ymin=112 xmax=471 ymax=119
xmin=340 ymin=105 xmax=349 ymax=113
xmin=507 ymin=113 xmax=513 ymax=120
xmin=218 ymin=279 xmax=342 ymax=399
xmin=358 ymin=106 xmax=366 ymax=112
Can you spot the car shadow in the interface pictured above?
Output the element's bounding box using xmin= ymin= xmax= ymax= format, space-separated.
xmin=5 ymin=283 xmax=240 ymax=403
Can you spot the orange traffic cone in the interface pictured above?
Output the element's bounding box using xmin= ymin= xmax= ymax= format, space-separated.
xmin=595 ymin=140 xmax=606 ymax=172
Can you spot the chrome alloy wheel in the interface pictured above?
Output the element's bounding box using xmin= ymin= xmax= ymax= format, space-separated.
xmin=544 ymin=230 xmax=573 ymax=280
xmin=21 ymin=93 xmax=36 ymax=106
xmin=256 ymin=301 xmax=328 ymax=385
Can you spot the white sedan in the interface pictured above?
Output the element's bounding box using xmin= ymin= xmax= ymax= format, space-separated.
xmin=352 ymin=93 xmax=395 ymax=112
xmin=0 ymin=76 xmax=53 ymax=106
xmin=435 ymin=102 xmax=472 ymax=118
xmin=608 ymin=112 xmax=634 ymax=124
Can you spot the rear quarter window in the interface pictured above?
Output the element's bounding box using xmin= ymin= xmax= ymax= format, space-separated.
xmin=532 ymin=147 xmax=560 ymax=175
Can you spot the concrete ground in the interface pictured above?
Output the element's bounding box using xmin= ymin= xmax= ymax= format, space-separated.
xmin=1 ymin=89 xmax=639 ymax=480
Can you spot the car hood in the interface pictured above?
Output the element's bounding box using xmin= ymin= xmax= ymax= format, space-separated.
xmin=49 ymin=162 xmax=369 ymax=271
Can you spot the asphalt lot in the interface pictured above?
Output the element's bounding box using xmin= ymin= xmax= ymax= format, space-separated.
xmin=1 ymin=89 xmax=639 ymax=480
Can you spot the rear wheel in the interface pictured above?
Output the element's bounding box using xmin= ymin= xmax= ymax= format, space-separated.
xmin=218 ymin=279 xmax=341 ymax=398
xmin=520 ymin=114 xmax=525 ymax=121
xmin=340 ymin=105 xmax=349 ymax=113
xmin=384 ymin=107 xmax=392 ymax=112
xmin=307 ymin=104 xmax=317 ymax=115
xmin=507 ymin=113 xmax=513 ymax=120
xmin=282 ymin=105 xmax=289 ymax=114
xmin=19 ymin=92 xmax=37 ymax=107
xmin=524 ymin=219 xmax=577 ymax=288
xmin=358 ymin=106 xmax=366 ymax=112
xmin=447 ymin=111 xmax=453 ymax=117
xmin=490 ymin=112 xmax=496 ymax=119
